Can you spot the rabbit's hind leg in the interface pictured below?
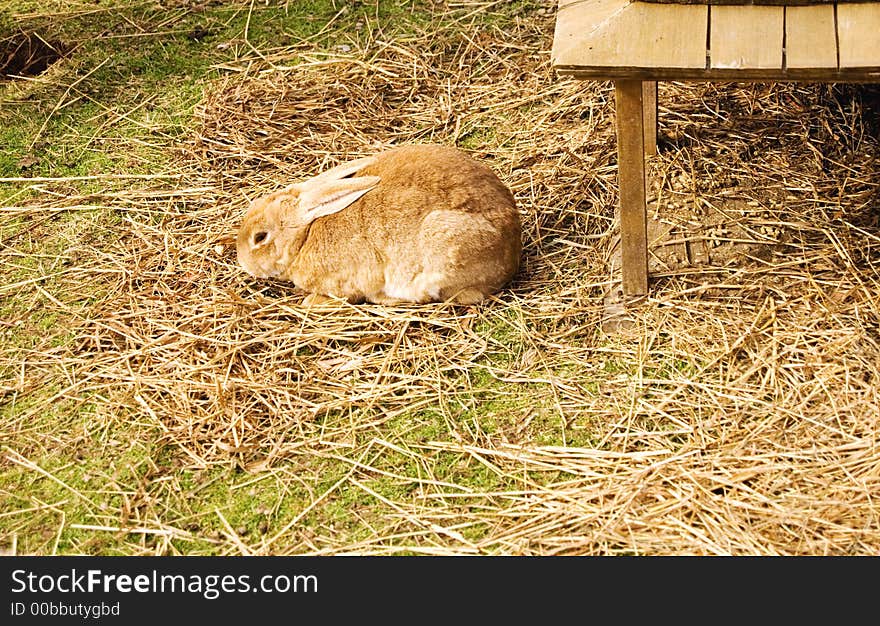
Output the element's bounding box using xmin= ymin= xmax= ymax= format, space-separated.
xmin=445 ymin=287 xmax=488 ymax=305
xmin=419 ymin=210 xmax=510 ymax=303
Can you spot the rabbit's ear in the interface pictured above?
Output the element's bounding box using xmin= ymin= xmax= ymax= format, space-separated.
xmin=296 ymin=156 xmax=377 ymax=191
xmin=298 ymin=176 xmax=380 ymax=222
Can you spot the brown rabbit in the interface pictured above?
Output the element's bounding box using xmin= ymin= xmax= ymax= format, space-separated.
xmin=236 ymin=144 xmax=521 ymax=304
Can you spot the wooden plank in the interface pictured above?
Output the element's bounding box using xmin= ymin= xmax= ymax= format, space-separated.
xmin=786 ymin=5 xmax=837 ymax=70
xmin=710 ymin=5 xmax=784 ymax=70
xmin=838 ymin=3 xmax=880 ymax=69
xmin=614 ymin=80 xmax=648 ymax=297
xmin=552 ymin=0 xmax=708 ymax=70
xmin=642 ymin=81 xmax=658 ymax=156
xmin=552 ymin=0 xmax=632 ymax=67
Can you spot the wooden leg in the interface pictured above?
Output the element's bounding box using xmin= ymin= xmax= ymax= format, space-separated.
xmin=642 ymin=81 xmax=658 ymax=156
xmin=614 ymin=80 xmax=649 ymax=297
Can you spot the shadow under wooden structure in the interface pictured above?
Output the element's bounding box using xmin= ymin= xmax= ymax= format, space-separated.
xmin=551 ymin=0 xmax=880 ymax=314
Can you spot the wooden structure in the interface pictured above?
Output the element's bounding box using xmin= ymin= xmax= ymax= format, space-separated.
xmin=551 ymin=0 xmax=880 ymax=297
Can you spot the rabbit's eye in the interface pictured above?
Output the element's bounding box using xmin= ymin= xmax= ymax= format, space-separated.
xmin=253 ymin=231 xmax=268 ymax=245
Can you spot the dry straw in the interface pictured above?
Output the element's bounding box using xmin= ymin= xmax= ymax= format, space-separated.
xmin=2 ymin=3 xmax=879 ymax=555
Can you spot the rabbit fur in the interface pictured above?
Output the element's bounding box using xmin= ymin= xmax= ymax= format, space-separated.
xmin=236 ymin=144 xmax=521 ymax=304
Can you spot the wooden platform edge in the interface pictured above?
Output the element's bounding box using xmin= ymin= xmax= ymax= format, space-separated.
xmin=552 ymin=66 xmax=880 ymax=82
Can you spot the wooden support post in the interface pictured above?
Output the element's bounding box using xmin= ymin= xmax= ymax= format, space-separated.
xmin=614 ymin=80 xmax=649 ymax=297
xmin=642 ymin=81 xmax=658 ymax=156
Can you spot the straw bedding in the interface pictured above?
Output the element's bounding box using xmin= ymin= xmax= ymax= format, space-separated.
xmin=4 ymin=4 xmax=879 ymax=554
